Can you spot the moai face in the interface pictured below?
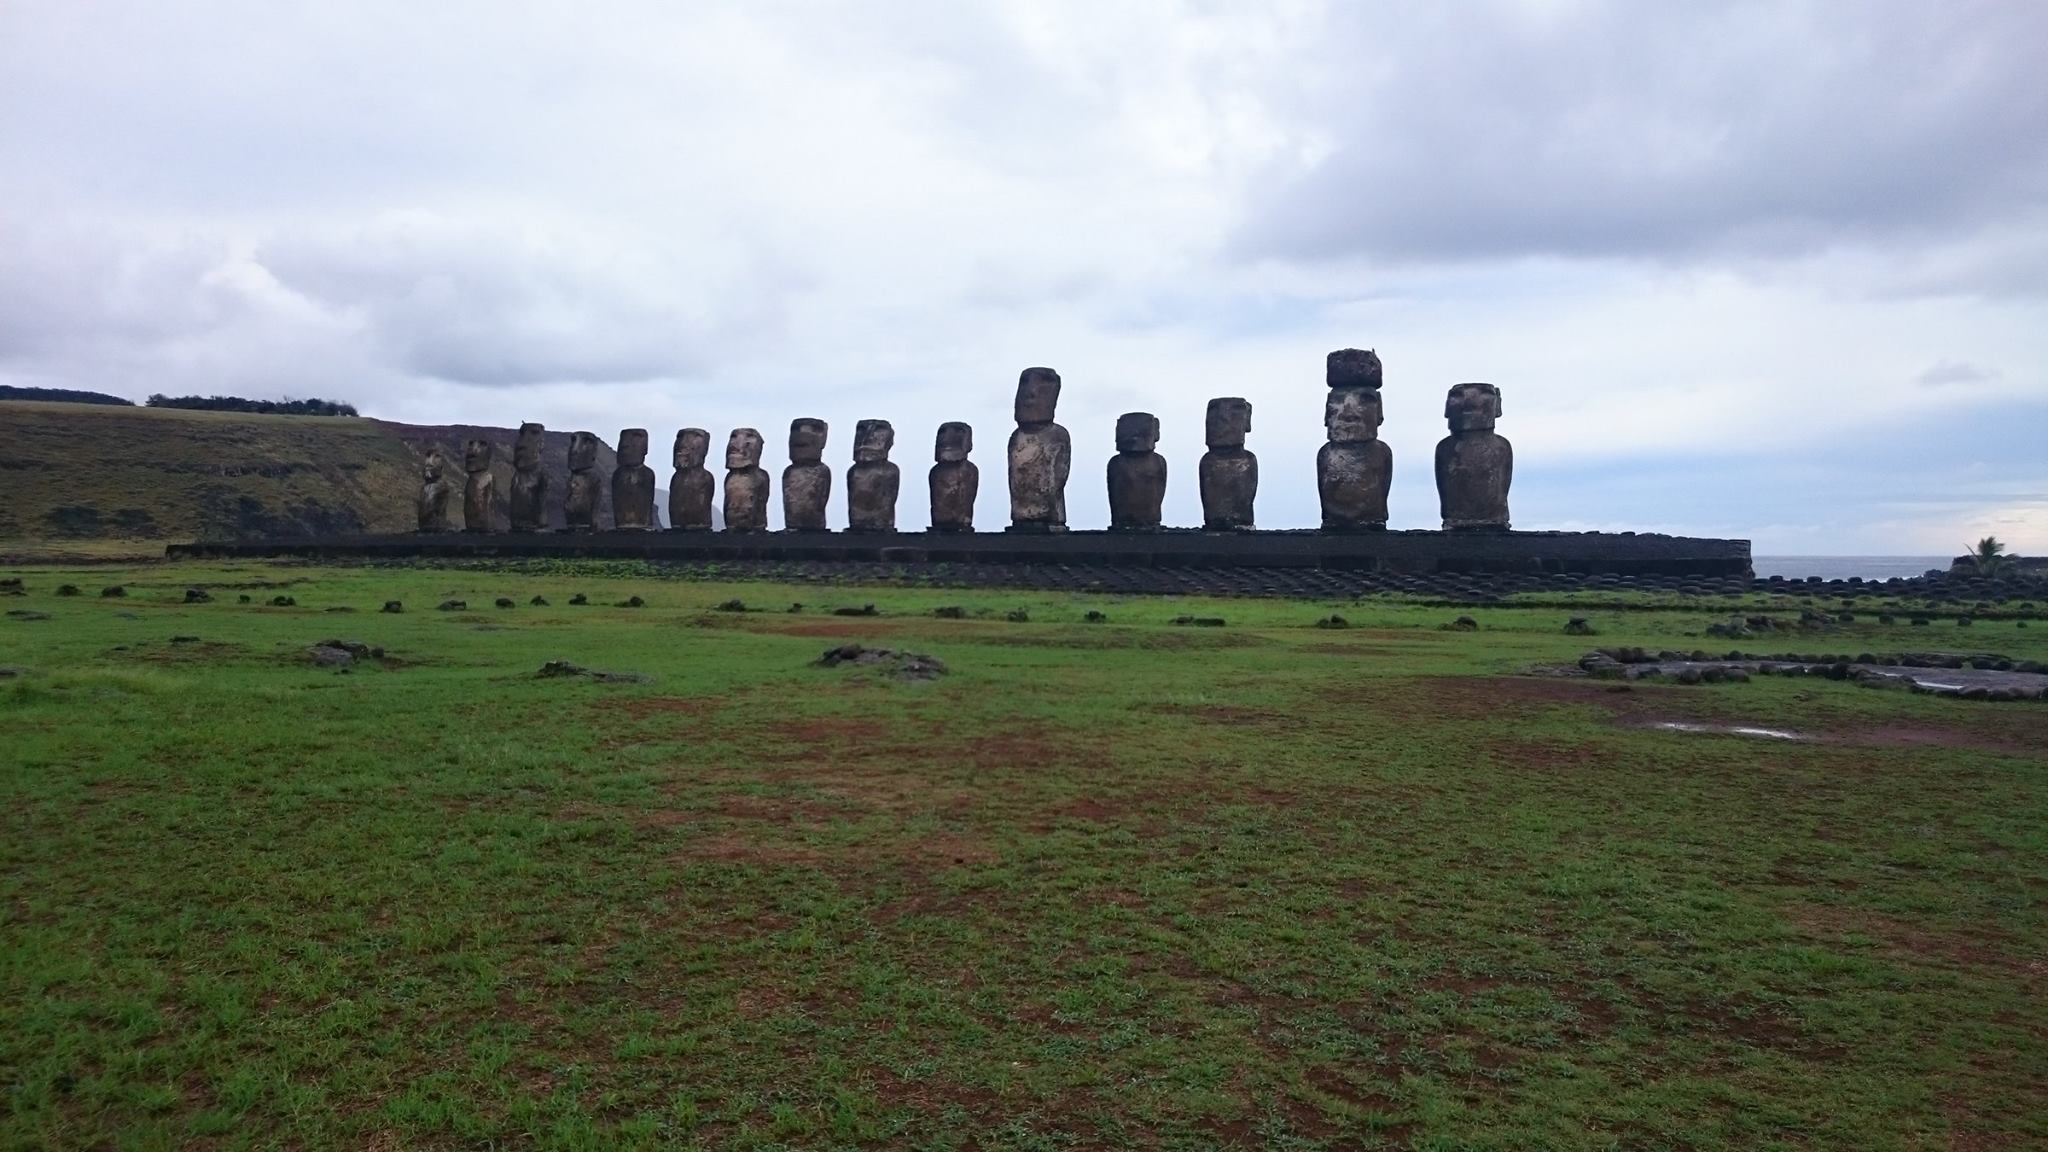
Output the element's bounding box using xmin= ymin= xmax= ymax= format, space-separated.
xmin=674 ymin=428 xmax=710 ymax=470
xmin=1205 ymin=398 xmax=1252 ymax=449
xmin=617 ymin=428 xmax=648 ymax=467
xmin=853 ymin=419 xmax=895 ymax=463
xmin=1445 ymin=383 xmax=1501 ymax=433
xmin=1115 ymin=412 xmax=1160 ymax=453
xmin=1015 ymin=367 xmax=1062 ymax=424
xmin=422 ymin=445 xmax=446 ymax=481
xmin=726 ymin=428 xmax=764 ymax=470
xmin=1325 ymin=388 xmax=1384 ymax=443
xmin=568 ymin=431 xmax=599 ymax=471
xmin=514 ymin=422 xmax=545 ymax=470
xmin=788 ymin=418 xmax=828 ymax=465
xmin=463 ymin=438 xmax=493 ymax=473
xmin=934 ymin=421 xmax=973 ymax=463
xmin=1327 ymin=348 xmax=1384 ymax=391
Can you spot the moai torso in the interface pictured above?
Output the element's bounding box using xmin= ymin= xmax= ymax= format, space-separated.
xmin=1435 ymin=382 xmax=1512 ymax=530
xmin=509 ymin=422 xmax=549 ymax=532
xmin=846 ymin=419 xmax=900 ymax=532
xmin=462 ymin=438 xmax=495 ymax=532
xmin=1006 ymin=367 xmax=1071 ymax=531
xmin=1319 ymin=351 xmax=1392 ymax=530
xmin=1106 ymin=412 xmax=1166 ymax=530
xmin=611 ymin=428 xmax=657 ymax=530
xmin=668 ymin=428 xmax=715 ymax=531
xmin=1199 ymin=397 xmax=1257 ymax=530
xmin=928 ymin=422 xmax=978 ymax=532
xmin=723 ymin=428 xmax=770 ymax=532
xmin=417 ymin=446 xmax=458 ymax=533
xmin=782 ymin=419 xmax=831 ymax=531
xmin=563 ymin=431 xmax=601 ymax=531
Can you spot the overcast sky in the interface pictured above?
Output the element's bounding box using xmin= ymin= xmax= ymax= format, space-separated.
xmin=4 ymin=0 xmax=2045 ymax=551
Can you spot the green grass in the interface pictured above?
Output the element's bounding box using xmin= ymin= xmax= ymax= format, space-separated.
xmin=2 ymin=561 xmax=2044 ymax=1150
xmin=0 ymin=401 xmax=419 ymax=541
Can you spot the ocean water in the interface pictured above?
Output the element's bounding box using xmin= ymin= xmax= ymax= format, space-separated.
xmin=1752 ymin=556 xmax=1951 ymax=581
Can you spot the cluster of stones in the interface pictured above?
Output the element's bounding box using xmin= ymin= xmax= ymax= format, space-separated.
xmin=416 ymin=353 xmax=1515 ymax=533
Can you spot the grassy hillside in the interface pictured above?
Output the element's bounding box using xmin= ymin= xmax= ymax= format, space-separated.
xmin=0 ymin=401 xmax=420 ymax=542
xmin=0 ymin=402 xmax=637 ymax=542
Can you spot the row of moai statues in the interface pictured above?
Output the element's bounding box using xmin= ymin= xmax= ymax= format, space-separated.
xmin=417 ymin=352 xmax=1513 ymax=533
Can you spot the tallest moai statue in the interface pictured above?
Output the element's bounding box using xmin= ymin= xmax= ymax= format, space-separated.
xmin=1318 ymin=348 xmax=1393 ymax=530
xmin=1006 ymin=367 xmax=1071 ymax=532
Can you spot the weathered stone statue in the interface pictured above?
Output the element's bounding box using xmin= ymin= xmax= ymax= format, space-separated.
xmin=1106 ymin=412 xmax=1166 ymax=531
xmin=782 ymin=418 xmax=831 ymax=532
xmin=461 ymin=438 xmax=495 ymax=532
xmin=509 ymin=422 xmax=549 ymax=532
xmin=611 ymin=428 xmax=656 ymax=530
xmin=929 ymin=422 xmax=978 ymax=532
xmin=1319 ymin=350 xmax=1392 ymax=531
xmin=846 ymin=419 xmax=900 ymax=532
xmin=1198 ymin=397 xmax=1257 ymax=530
xmin=668 ymin=428 xmax=715 ymax=531
xmin=1006 ymin=367 xmax=1071 ymax=532
xmin=564 ymin=431 xmax=601 ymax=531
xmin=417 ymin=445 xmax=458 ymax=533
xmin=1435 ymin=382 xmax=1512 ymax=530
xmin=723 ymin=428 xmax=770 ymax=532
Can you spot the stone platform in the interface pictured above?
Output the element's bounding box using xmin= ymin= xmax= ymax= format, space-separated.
xmin=167 ymin=528 xmax=1751 ymax=577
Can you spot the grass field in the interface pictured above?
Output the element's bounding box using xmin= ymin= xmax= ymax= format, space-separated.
xmin=2 ymin=561 xmax=2044 ymax=1150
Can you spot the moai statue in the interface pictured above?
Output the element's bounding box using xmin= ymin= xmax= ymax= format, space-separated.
xmin=1319 ymin=349 xmax=1393 ymax=531
xmin=1198 ymin=397 xmax=1257 ymax=530
xmin=563 ymin=431 xmax=601 ymax=531
xmin=416 ymin=445 xmax=458 ymax=533
xmin=846 ymin=419 xmax=900 ymax=532
xmin=461 ymin=437 xmax=495 ymax=532
xmin=782 ymin=418 xmax=831 ymax=532
xmin=723 ymin=428 xmax=770 ymax=532
xmin=1106 ymin=412 xmax=1166 ymax=531
xmin=667 ymin=428 xmax=715 ymax=531
xmin=611 ymin=428 xmax=656 ymax=530
xmin=1006 ymin=367 xmax=1071 ymax=532
xmin=1436 ymin=382 xmax=1512 ymax=530
xmin=928 ymin=422 xmax=978 ymax=532
xmin=509 ymin=422 xmax=549 ymax=532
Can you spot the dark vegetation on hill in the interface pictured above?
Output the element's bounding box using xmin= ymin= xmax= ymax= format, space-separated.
xmin=145 ymin=394 xmax=359 ymax=417
xmin=0 ymin=385 xmax=134 ymax=406
xmin=0 ymin=400 xmax=627 ymax=541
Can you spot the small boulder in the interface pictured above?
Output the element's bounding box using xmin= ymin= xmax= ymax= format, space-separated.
xmin=933 ymin=606 xmax=966 ymax=619
xmin=269 ymin=595 xmax=296 ymax=607
xmin=381 ymin=601 xmax=404 ymax=614
xmin=833 ymin=604 xmax=879 ymax=617
xmin=569 ymin=594 xmax=589 ymax=605
xmin=56 ymin=584 xmax=81 ymax=597
xmin=530 ymin=595 xmax=549 ymax=606
xmin=1563 ymin=617 xmax=1595 ymax=636
xmin=715 ymin=598 xmax=749 ymax=612
xmin=184 ymin=588 xmax=212 ymax=604
xmin=1084 ymin=610 xmax=1108 ymax=623
xmin=101 ymin=586 xmax=126 ymax=598
xmin=1004 ymin=608 xmax=1030 ymax=623
xmin=437 ymin=599 xmax=467 ymax=611
xmin=495 ymin=597 xmax=516 ymax=609
xmin=616 ymin=596 xmax=645 ymax=608
xmin=1442 ymin=616 xmax=1479 ymax=632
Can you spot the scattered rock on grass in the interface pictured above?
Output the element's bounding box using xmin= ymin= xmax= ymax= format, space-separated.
xmin=616 ymin=596 xmax=645 ymax=608
xmin=1085 ymin=610 xmax=1108 ymax=623
xmin=814 ymin=644 xmax=946 ymax=680
xmin=536 ymin=659 xmax=650 ymax=684
xmin=1314 ymin=614 xmax=1349 ymax=629
xmin=7 ymin=610 xmax=51 ymax=621
xmin=184 ymin=588 xmax=212 ymax=603
xmin=1005 ymin=608 xmax=1030 ymax=623
xmin=529 ymin=595 xmax=549 ymax=607
xmin=716 ymin=598 xmax=748 ymax=612
xmin=57 ymin=585 xmax=80 ymax=597
xmin=1441 ymin=615 xmax=1479 ymax=631
xmin=269 ymin=595 xmax=296 ymax=607
xmin=1172 ymin=615 xmax=1227 ymax=627
xmin=437 ymin=599 xmax=467 ymax=611
xmin=237 ymin=594 xmax=252 ymax=604
xmin=381 ymin=601 xmax=404 ymax=614
xmin=933 ymin=606 xmax=966 ymax=619
xmin=569 ymin=594 xmax=589 ymax=605
xmin=833 ymin=604 xmax=879 ymax=617
xmin=1563 ymin=617 xmax=1595 ymax=636
xmin=496 ymin=597 xmax=516 ymax=609
xmin=101 ymin=586 xmax=126 ymax=598
xmin=0 ymin=578 xmax=21 ymax=595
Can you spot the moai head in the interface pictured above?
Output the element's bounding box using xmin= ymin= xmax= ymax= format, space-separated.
xmin=1015 ymin=367 xmax=1062 ymax=424
xmin=1116 ymin=412 xmax=1160 ymax=453
xmin=1327 ymin=348 xmax=1384 ymax=391
xmin=1205 ymin=397 xmax=1253 ymax=449
xmin=422 ymin=445 xmax=446 ymax=481
xmin=617 ymin=428 xmax=648 ymax=467
xmin=1445 ymin=382 xmax=1502 ymax=433
xmin=934 ymin=421 xmax=973 ymax=463
xmin=788 ymin=418 xmax=828 ymax=465
xmin=463 ymin=437 xmax=493 ymax=473
xmin=1325 ymin=388 xmax=1384 ymax=443
xmin=726 ymin=427 xmax=764 ymax=470
xmin=673 ymin=427 xmax=710 ymax=470
xmin=568 ymin=431 xmax=599 ymax=471
xmin=853 ymin=419 xmax=895 ymax=463
xmin=514 ymin=422 xmax=545 ymax=470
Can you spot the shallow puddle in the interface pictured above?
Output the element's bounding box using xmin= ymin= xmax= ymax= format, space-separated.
xmin=1649 ymin=721 xmax=1807 ymax=741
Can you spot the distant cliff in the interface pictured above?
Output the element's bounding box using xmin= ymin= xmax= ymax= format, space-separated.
xmin=0 ymin=400 xmax=653 ymax=540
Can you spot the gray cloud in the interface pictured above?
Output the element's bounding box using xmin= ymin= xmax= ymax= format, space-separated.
xmin=1234 ymin=2 xmax=2048 ymax=271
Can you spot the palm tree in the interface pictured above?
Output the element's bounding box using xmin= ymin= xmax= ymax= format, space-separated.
xmin=1967 ymin=535 xmax=2008 ymax=576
